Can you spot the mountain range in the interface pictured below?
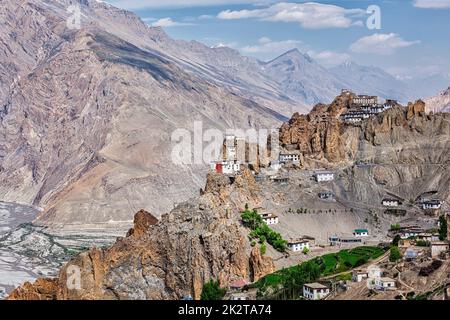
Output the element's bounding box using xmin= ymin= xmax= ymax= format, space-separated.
xmin=0 ymin=0 xmax=447 ymax=233
xmin=425 ymin=87 xmax=450 ymax=113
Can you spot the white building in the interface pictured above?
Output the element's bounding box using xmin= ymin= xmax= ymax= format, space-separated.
xmin=315 ymin=172 xmax=334 ymax=182
xmin=352 ymin=270 xmax=369 ymax=283
xmin=279 ymin=153 xmax=300 ymax=164
xmin=260 ymin=213 xmax=279 ymax=225
xmin=422 ymin=200 xmax=442 ymax=210
xmin=431 ymin=241 xmax=449 ymax=258
xmin=303 ymin=283 xmax=330 ymax=300
xmin=352 ymin=95 xmax=378 ymax=106
xmin=382 ymin=199 xmax=400 ymax=207
xmin=211 ymin=161 xmax=241 ymax=175
xmin=375 ymin=277 xmax=396 ymax=291
xmin=353 ymin=229 xmax=369 ymax=237
xmin=230 ymin=293 xmax=249 ymax=301
xmin=225 ymin=134 xmax=237 ymax=160
xmin=288 ymin=239 xmax=310 ymax=252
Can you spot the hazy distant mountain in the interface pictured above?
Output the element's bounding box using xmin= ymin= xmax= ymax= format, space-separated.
xmin=329 ymin=61 xmax=411 ymax=103
xmin=425 ymin=87 xmax=450 ymax=113
xmin=262 ymin=49 xmax=344 ymax=105
xmin=404 ymin=74 xmax=450 ymax=100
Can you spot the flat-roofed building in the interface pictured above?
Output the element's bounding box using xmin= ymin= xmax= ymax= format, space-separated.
xmin=303 ymin=283 xmax=330 ymax=300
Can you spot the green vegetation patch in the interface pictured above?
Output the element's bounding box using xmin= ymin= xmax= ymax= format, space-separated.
xmin=254 ymin=246 xmax=386 ymax=299
xmin=242 ymin=206 xmax=287 ymax=252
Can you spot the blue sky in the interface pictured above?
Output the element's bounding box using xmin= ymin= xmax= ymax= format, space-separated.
xmin=106 ymin=0 xmax=450 ymax=80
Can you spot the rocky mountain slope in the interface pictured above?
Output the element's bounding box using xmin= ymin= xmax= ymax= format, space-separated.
xmin=0 ymin=0 xmax=287 ymax=233
xmin=0 ymin=0 xmax=442 ymax=234
xmin=8 ymin=169 xmax=275 ymax=300
xmin=279 ymin=92 xmax=450 ymax=208
xmin=8 ymin=92 xmax=450 ymax=300
xmin=425 ymin=87 xmax=450 ymax=113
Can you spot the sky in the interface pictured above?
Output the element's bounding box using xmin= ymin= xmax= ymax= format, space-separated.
xmin=105 ymin=0 xmax=450 ymax=80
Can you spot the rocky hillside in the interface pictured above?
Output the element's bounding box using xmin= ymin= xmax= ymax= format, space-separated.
xmin=0 ymin=0 xmax=444 ymax=234
xmin=425 ymin=87 xmax=450 ymax=113
xmin=279 ymin=92 xmax=450 ymax=207
xmin=8 ymin=169 xmax=275 ymax=300
xmin=0 ymin=0 xmax=288 ymax=233
xmin=8 ymin=91 xmax=450 ymax=300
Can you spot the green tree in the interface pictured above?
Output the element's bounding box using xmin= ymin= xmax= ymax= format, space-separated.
xmin=302 ymin=247 xmax=310 ymax=255
xmin=200 ymin=280 xmax=226 ymax=300
xmin=439 ymin=215 xmax=448 ymax=241
xmin=392 ymin=235 xmax=401 ymax=247
xmin=389 ymin=246 xmax=402 ymax=262
xmin=260 ymin=243 xmax=267 ymax=255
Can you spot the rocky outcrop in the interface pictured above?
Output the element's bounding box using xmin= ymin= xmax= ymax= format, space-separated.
xmin=8 ymin=169 xmax=273 ymax=300
xmin=250 ymin=247 xmax=276 ymax=282
xmin=278 ymin=95 xmax=450 ymax=211
xmin=279 ymin=93 xmax=351 ymax=165
xmin=7 ymin=279 xmax=59 ymax=300
xmin=126 ymin=210 xmax=158 ymax=238
xmin=407 ymin=100 xmax=426 ymax=120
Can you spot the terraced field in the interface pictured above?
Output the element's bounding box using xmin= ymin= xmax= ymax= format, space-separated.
xmin=254 ymin=246 xmax=386 ymax=299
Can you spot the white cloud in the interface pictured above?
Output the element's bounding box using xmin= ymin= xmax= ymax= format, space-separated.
xmin=413 ymin=0 xmax=450 ymax=8
xmin=307 ymin=50 xmax=351 ymax=67
xmin=217 ymin=2 xmax=365 ymax=29
xmin=241 ymin=37 xmax=302 ymax=54
xmin=151 ymin=18 xmax=195 ymax=27
xmin=107 ymin=0 xmax=267 ymax=9
xmin=350 ymin=33 xmax=420 ymax=55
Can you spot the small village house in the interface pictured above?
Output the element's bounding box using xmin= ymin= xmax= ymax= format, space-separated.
xmin=352 ymin=270 xmax=369 ymax=283
xmin=288 ymin=239 xmax=310 ymax=252
xmin=230 ymin=293 xmax=249 ymax=301
xmin=353 ymin=229 xmax=369 ymax=237
xmin=229 ymin=279 xmax=248 ymax=291
xmin=405 ymin=248 xmax=419 ymax=261
xmin=260 ymin=213 xmax=279 ymax=226
xmin=329 ymin=235 xmax=362 ymax=246
xmin=382 ymin=199 xmax=400 ymax=207
xmin=303 ymin=283 xmax=330 ymax=300
xmin=367 ymin=266 xmax=383 ymax=280
xmin=398 ymin=239 xmax=412 ymax=248
xmin=279 ymin=153 xmax=300 ymax=164
xmin=397 ymin=226 xmax=425 ymax=239
xmin=352 ymin=95 xmax=378 ymax=106
xmin=422 ymin=200 xmax=442 ymax=210
xmin=431 ymin=241 xmax=449 ymax=258
xmin=273 ymin=177 xmax=289 ymax=184
xmin=318 ymin=191 xmax=334 ymax=200
xmin=211 ymin=160 xmax=241 ymax=175
xmin=375 ymin=277 xmax=396 ymax=291
xmin=314 ymin=171 xmax=334 ymax=182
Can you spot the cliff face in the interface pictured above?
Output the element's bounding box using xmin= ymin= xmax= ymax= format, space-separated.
xmin=279 ymin=94 xmax=450 ymax=207
xmin=8 ymin=169 xmax=275 ymax=300
xmin=0 ymin=0 xmax=286 ymax=233
xmin=279 ymin=93 xmax=351 ymax=166
xmin=8 ymin=96 xmax=450 ymax=300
